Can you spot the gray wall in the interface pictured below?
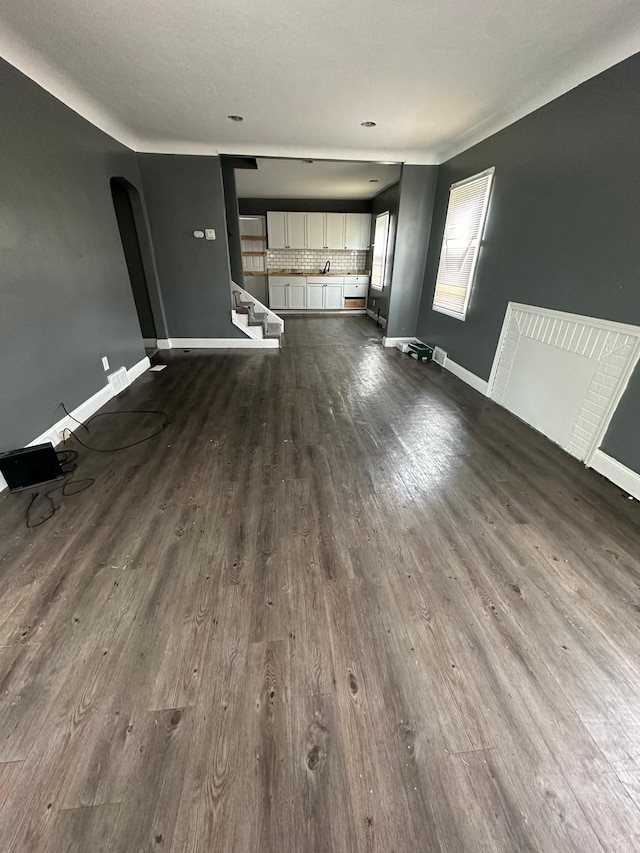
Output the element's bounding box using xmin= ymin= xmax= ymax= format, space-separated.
xmin=220 ymin=158 xmax=245 ymax=287
xmin=417 ymin=51 xmax=640 ymax=475
xmin=0 ymin=58 xmax=147 ymax=452
xmin=111 ymin=179 xmax=157 ymax=339
xmin=368 ymin=182 xmax=400 ymax=321
xmin=239 ymin=198 xmax=373 ymax=216
xmin=137 ymin=154 xmax=243 ymax=339
xmin=386 ymin=166 xmax=438 ymax=338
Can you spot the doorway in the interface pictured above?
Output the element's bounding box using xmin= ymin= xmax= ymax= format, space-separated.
xmin=110 ymin=178 xmax=158 ymax=351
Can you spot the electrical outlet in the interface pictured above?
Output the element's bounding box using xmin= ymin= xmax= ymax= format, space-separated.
xmin=102 ymin=356 xmax=109 ymax=371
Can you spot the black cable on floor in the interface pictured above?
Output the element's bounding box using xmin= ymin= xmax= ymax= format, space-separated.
xmin=60 ymin=404 xmax=169 ymax=452
xmin=25 ymin=450 xmax=95 ymax=529
xmin=25 ymin=403 xmax=169 ymax=528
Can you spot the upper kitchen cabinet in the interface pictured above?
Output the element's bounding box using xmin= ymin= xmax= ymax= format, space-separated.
xmin=345 ymin=213 xmax=372 ymax=250
xmin=325 ymin=213 xmax=346 ymax=250
xmin=267 ymin=211 xmax=287 ymax=248
xmin=266 ymin=211 xmax=307 ymax=249
xmin=267 ymin=211 xmax=371 ymax=250
xmin=306 ymin=212 xmax=326 ymax=249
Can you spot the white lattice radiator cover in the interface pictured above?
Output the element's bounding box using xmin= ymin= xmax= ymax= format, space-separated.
xmin=488 ymin=303 xmax=640 ymax=464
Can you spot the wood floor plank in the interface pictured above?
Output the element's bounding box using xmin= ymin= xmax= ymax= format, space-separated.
xmin=47 ymin=803 xmax=119 ymax=853
xmin=0 ymin=317 xmax=640 ymax=850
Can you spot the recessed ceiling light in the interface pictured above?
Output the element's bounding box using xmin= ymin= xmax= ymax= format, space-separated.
xmin=361 ymin=121 xmax=377 ymax=127
xmin=369 ymin=179 xmax=379 ymax=183
xmin=227 ymin=115 xmax=244 ymax=122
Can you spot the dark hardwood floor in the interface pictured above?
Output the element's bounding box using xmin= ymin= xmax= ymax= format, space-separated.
xmin=1 ymin=316 xmax=640 ymax=851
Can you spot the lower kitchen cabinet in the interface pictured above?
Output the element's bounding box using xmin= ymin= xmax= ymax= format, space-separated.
xmin=268 ymin=275 xmax=369 ymax=311
xmin=268 ymin=277 xmax=306 ymax=309
xmin=307 ymin=278 xmax=345 ymax=309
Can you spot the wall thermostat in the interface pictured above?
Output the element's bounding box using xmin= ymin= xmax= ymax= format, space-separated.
xmin=193 ymin=230 xmax=204 ymax=239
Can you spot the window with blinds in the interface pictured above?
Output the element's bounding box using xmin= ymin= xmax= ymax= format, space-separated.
xmin=370 ymin=211 xmax=390 ymax=290
xmin=432 ymin=167 xmax=495 ymax=319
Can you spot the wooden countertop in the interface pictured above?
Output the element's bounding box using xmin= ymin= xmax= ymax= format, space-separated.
xmin=266 ymin=270 xmax=370 ymax=277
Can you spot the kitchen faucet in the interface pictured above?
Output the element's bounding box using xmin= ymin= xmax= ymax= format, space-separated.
xmin=323 ymin=260 xmax=331 ymax=274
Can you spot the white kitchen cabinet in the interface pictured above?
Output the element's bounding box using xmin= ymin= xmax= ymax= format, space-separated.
xmin=288 ymin=281 xmax=306 ymax=308
xmin=268 ymin=276 xmax=307 ymax=309
xmin=266 ymin=212 xmax=287 ymax=249
xmin=344 ymin=214 xmax=372 ymax=250
xmin=343 ymin=282 xmax=369 ymax=298
xmin=325 ymin=213 xmax=346 ymax=250
xmin=307 ymin=277 xmax=344 ymax=309
xmin=267 ymin=212 xmax=307 ymax=249
xmin=324 ymin=283 xmax=344 ymax=309
xmin=287 ymin=213 xmax=307 ymax=249
xmin=306 ymin=283 xmax=325 ymax=309
xmin=306 ymin=212 xmax=326 ymax=249
xmin=267 ymin=211 xmax=372 ymax=250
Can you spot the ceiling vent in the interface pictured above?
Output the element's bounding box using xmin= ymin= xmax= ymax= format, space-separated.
xmin=107 ymin=367 xmax=130 ymax=395
xmin=433 ymin=346 xmax=447 ymax=367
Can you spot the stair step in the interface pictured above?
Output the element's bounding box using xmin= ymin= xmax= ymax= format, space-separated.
xmin=265 ymin=323 xmax=283 ymax=338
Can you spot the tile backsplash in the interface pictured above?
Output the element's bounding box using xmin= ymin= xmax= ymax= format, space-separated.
xmin=267 ymin=249 xmax=368 ymax=274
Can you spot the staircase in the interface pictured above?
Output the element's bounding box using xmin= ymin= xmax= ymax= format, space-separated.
xmin=231 ymin=283 xmax=284 ymax=345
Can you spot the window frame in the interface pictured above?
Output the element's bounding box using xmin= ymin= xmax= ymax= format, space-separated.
xmin=370 ymin=210 xmax=391 ymax=291
xmin=432 ymin=167 xmax=495 ymax=321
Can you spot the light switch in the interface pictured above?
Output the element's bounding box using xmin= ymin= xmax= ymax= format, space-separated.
xmin=205 ymin=229 xmax=216 ymax=240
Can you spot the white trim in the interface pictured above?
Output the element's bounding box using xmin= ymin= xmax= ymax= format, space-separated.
xmin=157 ymin=337 xmax=279 ymax=349
xmin=277 ymin=309 xmax=366 ymax=316
xmin=127 ymin=356 xmax=151 ymax=383
xmin=0 ymin=385 xmax=113 ymax=493
xmin=590 ymin=450 xmax=640 ymax=501
xmin=232 ymin=311 xmax=264 ymax=339
xmin=444 ymin=357 xmax=489 ymax=395
xmin=382 ymin=336 xmax=414 ymax=348
xmin=367 ymin=309 xmax=387 ymax=328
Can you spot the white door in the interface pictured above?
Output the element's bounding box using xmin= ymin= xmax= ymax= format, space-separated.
xmin=267 ymin=212 xmax=287 ymax=249
xmin=325 ymin=284 xmax=343 ymax=309
xmin=288 ymin=282 xmax=306 ymax=308
xmin=286 ymin=212 xmax=307 ymax=248
xmin=306 ymin=212 xmax=326 ymax=249
xmin=326 ymin=213 xmax=346 ymax=249
xmin=307 ymin=283 xmax=325 ymax=309
xmin=269 ymin=283 xmax=287 ymax=309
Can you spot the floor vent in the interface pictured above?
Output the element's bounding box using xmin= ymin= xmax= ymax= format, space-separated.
xmin=433 ymin=346 xmax=447 ymax=367
xmin=107 ymin=367 xmax=130 ymax=395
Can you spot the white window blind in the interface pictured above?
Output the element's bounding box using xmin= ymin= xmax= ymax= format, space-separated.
xmin=371 ymin=211 xmax=390 ymax=290
xmin=432 ymin=167 xmax=494 ymax=320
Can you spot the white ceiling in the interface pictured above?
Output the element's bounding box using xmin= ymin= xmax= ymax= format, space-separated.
xmin=235 ymin=159 xmax=401 ymax=199
xmin=1 ymin=0 xmax=640 ymax=163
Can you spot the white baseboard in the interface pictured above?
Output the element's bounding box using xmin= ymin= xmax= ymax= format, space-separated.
xmin=157 ymin=337 xmax=279 ymax=349
xmin=127 ymin=356 xmax=151 ymax=383
xmin=444 ymin=357 xmax=489 ymax=396
xmin=367 ymin=309 xmax=387 ymax=328
xmin=589 ymin=449 xmax=640 ymax=500
xmin=0 ymin=355 xmax=151 ymax=493
xmin=382 ymin=336 xmax=414 ymax=348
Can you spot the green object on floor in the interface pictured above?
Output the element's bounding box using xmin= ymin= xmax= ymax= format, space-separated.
xmin=408 ymin=341 xmax=433 ymax=362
